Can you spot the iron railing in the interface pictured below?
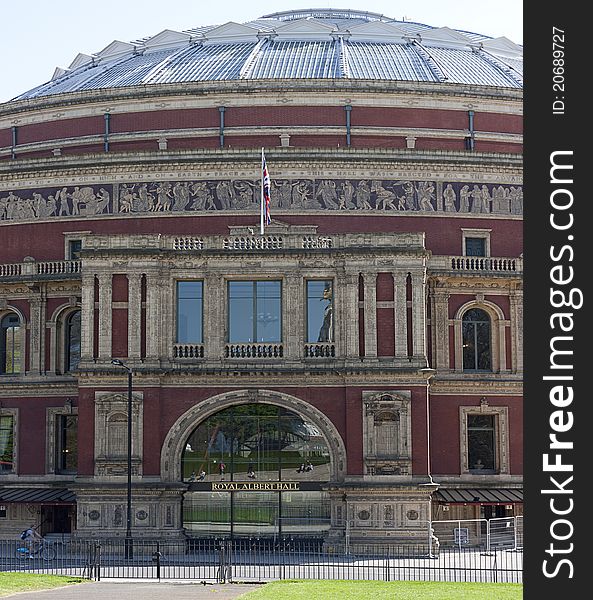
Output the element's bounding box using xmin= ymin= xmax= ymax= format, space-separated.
xmin=0 ymin=537 xmax=522 ymax=583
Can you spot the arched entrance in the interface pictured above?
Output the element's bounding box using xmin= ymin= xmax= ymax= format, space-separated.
xmin=160 ymin=390 xmax=346 ymax=541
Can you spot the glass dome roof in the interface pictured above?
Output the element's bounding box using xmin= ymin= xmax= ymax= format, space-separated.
xmin=13 ymin=9 xmax=523 ymax=101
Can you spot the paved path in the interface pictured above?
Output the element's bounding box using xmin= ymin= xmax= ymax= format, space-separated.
xmin=5 ymin=581 xmax=263 ymax=599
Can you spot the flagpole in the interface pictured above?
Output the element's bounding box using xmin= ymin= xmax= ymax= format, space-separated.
xmin=260 ymin=147 xmax=264 ymax=235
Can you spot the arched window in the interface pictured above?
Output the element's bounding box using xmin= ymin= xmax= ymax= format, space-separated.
xmin=462 ymin=308 xmax=492 ymax=371
xmin=181 ymin=403 xmax=332 ymax=539
xmin=182 ymin=404 xmax=330 ymax=482
xmin=64 ymin=310 xmax=81 ymax=372
xmin=1 ymin=313 xmax=21 ymax=375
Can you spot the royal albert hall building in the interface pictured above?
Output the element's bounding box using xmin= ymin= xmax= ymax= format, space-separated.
xmin=0 ymin=8 xmax=523 ymax=546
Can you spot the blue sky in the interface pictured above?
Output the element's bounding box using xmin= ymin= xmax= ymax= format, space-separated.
xmin=0 ymin=1 xmax=522 ymax=103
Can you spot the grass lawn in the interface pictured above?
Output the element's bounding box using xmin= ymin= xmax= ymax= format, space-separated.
xmin=0 ymin=573 xmax=87 ymax=597
xmin=236 ymin=579 xmax=523 ymax=600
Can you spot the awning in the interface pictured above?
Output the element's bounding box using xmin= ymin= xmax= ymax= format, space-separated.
xmin=434 ymin=488 xmax=523 ymax=504
xmin=0 ymin=488 xmax=76 ymax=505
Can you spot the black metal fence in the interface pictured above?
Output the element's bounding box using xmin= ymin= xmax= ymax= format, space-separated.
xmin=0 ymin=538 xmax=99 ymax=579
xmin=0 ymin=538 xmax=522 ymax=584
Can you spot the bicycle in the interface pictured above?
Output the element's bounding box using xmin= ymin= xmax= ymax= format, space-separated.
xmin=16 ymin=539 xmax=56 ymax=561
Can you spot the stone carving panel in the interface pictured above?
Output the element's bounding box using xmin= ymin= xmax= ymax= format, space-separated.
xmin=1 ymin=179 xmax=523 ymax=223
xmin=94 ymin=391 xmax=144 ymax=477
xmin=362 ymin=391 xmax=412 ymax=476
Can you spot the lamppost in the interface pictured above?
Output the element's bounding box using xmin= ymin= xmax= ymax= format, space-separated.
xmin=419 ymin=367 xmax=437 ymax=557
xmin=111 ymin=358 xmax=133 ymax=559
xmin=418 ymin=367 xmax=437 ymax=485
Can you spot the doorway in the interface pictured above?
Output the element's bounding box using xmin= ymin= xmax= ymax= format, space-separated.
xmin=40 ymin=505 xmax=73 ymax=535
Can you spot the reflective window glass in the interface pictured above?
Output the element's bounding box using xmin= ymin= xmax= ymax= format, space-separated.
xmin=182 ymin=404 xmax=330 ymax=483
xmin=465 ymin=237 xmax=486 ymax=257
xmin=56 ymin=415 xmax=78 ymax=474
xmin=462 ymin=308 xmax=492 ymax=371
xmin=228 ymin=281 xmax=281 ymax=343
xmin=468 ymin=414 xmax=496 ymax=472
xmin=177 ymin=281 xmax=203 ymax=343
xmin=65 ymin=311 xmax=81 ymax=372
xmin=1 ymin=314 xmax=21 ymax=375
xmin=306 ymin=281 xmax=333 ymax=342
xmin=0 ymin=415 xmax=14 ymax=472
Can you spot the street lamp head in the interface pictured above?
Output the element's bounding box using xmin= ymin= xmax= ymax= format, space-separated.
xmin=111 ymin=358 xmax=131 ymax=373
xmin=419 ymin=367 xmax=436 ymax=380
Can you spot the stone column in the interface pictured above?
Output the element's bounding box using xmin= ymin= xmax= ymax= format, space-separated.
xmin=363 ymin=273 xmax=377 ymax=358
xmin=28 ymin=293 xmax=44 ymax=374
xmin=80 ymin=274 xmax=95 ymax=361
xmin=498 ymin=318 xmax=509 ymax=373
xmin=410 ymin=269 xmax=427 ymax=359
xmin=97 ymin=273 xmax=112 ymax=359
xmin=284 ymin=273 xmax=303 ymax=360
xmin=509 ymin=288 xmax=523 ymax=373
xmin=431 ymin=288 xmax=450 ymax=370
xmin=204 ymin=273 xmax=224 ymax=360
xmin=342 ymin=272 xmax=359 ymax=358
xmin=127 ymin=273 xmax=142 ymax=359
xmin=393 ymin=270 xmax=408 ymax=358
xmin=144 ymin=271 xmax=161 ymax=359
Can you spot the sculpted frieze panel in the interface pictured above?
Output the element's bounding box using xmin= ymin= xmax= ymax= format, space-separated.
xmin=0 ymin=178 xmax=523 ymax=223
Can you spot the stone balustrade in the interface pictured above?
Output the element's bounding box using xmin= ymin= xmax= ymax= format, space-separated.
xmin=429 ymin=255 xmax=522 ymax=274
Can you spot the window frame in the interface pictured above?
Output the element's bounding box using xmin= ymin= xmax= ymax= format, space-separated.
xmin=461 ymin=228 xmax=491 ymax=257
xmin=305 ymin=279 xmax=335 ymax=344
xmin=47 ymin=405 xmax=78 ymax=475
xmin=64 ymin=309 xmax=81 ymax=373
xmin=55 ymin=414 xmax=78 ymax=474
xmin=176 ymin=280 xmax=204 ymax=344
xmin=0 ymin=409 xmax=17 ymax=475
xmin=462 ymin=308 xmax=492 ymax=372
xmin=0 ymin=311 xmax=24 ymax=375
xmin=459 ymin=404 xmax=509 ymax=475
xmin=63 ymin=231 xmax=90 ymax=260
xmin=454 ymin=301 xmax=508 ymax=374
xmin=227 ymin=280 xmax=282 ymax=344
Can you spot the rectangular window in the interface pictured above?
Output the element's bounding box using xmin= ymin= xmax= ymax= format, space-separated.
xmin=0 ymin=415 xmax=14 ymax=473
xmin=465 ymin=237 xmax=486 ymax=257
xmin=177 ymin=281 xmax=203 ymax=343
xmin=0 ymin=505 xmax=6 ymax=518
xmin=306 ymin=280 xmax=334 ymax=342
xmin=68 ymin=240 xmax=82 ymax=260
xmin=1 ymin=314 xmax=21 ymax=375
xmin=56 ymin=415 xmax=78 ymax=474
xmin=228 ymin=281 xmax=281 ymax=343
xmin=467 ymin=414 xmax=496 ymax=472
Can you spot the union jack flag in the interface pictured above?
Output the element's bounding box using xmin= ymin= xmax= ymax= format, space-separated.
xmin=262 ymin=150 xmax=271 ymax=229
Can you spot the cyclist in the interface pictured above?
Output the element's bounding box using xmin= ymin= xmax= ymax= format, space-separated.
xmin=22 ymin=525 xmax=43 ymax=557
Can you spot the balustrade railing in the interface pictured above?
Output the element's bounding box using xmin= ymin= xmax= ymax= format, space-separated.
xmin=225 ymin=343 xmax=284 ymax=359
xmin=172 ymin=237 xmax=204 ymax=250
xmin=0 ymin=263 xmax=22 ymax=277
xmin=429 ymin=255 xmax=522 ymax=274
xmin=223 ymin=236 xmax=283 ymax=250
xmin=0 ymin=259 xmax=80 ymax=279
xmin=36 ymin=260 xmax=81 ymax=275
xmin=173 ymin=344 xmax=204 ymax=359
xmin=302 ymin=236 xmax=332 ymax=249
xmin=304 ymin=343 xmax=336 ymax=358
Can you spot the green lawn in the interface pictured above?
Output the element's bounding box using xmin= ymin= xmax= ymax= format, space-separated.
xmin=236 ymin=580 xmax=523 ymax=600
xmin=0 ymin=573 xmax=87 ymax=597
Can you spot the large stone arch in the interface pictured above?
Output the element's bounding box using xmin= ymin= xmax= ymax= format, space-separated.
xmin=160 ymin=389 xmax=347 ymax=483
